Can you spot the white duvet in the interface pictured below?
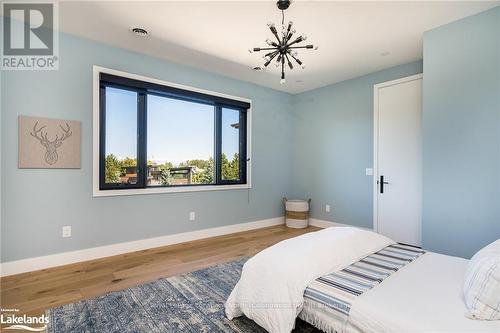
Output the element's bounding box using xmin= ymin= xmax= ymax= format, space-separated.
xmin=225 ymin=227 xmax=394 ymax=333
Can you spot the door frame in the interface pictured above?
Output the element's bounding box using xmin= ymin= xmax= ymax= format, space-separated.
xmin=373 ymin=73 xmax=423 ymax=232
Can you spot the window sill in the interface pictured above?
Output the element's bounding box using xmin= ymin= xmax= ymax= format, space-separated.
xmin=93 ymin=184 xmax=252 ymax=197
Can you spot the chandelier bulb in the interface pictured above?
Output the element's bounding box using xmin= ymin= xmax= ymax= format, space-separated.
xmin=301 ymin=65 xmax=306 ymax=69
xmin=314 ymin=46 xmax=319 ymax=50
xmin=248 ymin=49 xmax=253 ymax=53
xmin=280 ymin=78 xmax=286 ymax=85
xmin=301 ymin=34 xmax=307 ymax=41
xmin=265 ymin=38 xmax=274 ymax=46
xmin=267 ymin=22 xmax=275 ymax=28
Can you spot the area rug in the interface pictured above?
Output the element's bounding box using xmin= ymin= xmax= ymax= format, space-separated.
xmin=46 ymin=258 xmax=321 ymax=332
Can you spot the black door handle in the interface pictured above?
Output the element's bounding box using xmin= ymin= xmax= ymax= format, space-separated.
xmin=379 ymin=175 xmax=389 ymax=193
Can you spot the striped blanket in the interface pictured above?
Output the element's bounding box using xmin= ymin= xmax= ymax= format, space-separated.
xmin=299 ymin=244 xmax=426 ymax=333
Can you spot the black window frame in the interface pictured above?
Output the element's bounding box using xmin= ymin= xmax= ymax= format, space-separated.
xmin=99 ymin=73 xmax=249 ymax=191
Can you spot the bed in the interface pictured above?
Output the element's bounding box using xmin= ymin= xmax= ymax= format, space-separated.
xmin=225 ymin=227 xmax=500 ymax=333
xmin=300 ymin=246 xmax=499 ymax=333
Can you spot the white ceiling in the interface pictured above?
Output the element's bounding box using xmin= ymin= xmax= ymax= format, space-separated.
xmin=59 ymin=1 xmax=499 ymax=94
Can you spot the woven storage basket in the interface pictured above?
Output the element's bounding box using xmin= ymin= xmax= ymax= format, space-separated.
xmin=283 ymin=198 xmax=311 ymax=228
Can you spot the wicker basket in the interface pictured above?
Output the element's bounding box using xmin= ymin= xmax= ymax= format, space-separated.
xmin=283 ymin=198 xmax=311 ymax=228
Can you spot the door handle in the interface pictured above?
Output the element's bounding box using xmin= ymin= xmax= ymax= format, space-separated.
xmin=379 ymin=175 xmax=389 ymax=194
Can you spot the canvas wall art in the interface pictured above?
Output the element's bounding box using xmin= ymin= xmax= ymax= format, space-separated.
xmin=19 ymin=116 xmax=81 ymax=169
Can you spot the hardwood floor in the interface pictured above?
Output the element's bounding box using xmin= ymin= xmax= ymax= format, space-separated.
xmin=0 ymin=225 xmax=320 ymax=319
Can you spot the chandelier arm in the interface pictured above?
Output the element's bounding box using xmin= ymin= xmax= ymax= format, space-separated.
xmin=264 ymin=51 xmax=279 ymax=67
xmin=269 ymin=50 xmax=280 ymax=59
xmin=269 ymin=26 xmax=282 ymax=44
xmin=283 ymin=20 xmax=294 ymax=44
xmin=285 ymin=53 xmax=293 ymax=69
xmin=286 ymin=40 xmax=301 ymax=48
xmin=274 ymin=33 xmax=282 ymax=44
xmin=283 ymin=29 xmax=292 ymax=45
xmin=288 ymin=45 xmax=315 ymax=50
xmin=253 ymin=47 xmax=278 ymax=52
xmin=286 ymin=35 xmax=307 ymax=48
xmin=287 ymin=50 xmax=303 ymax=66
xmin=286 ymin=49 xmax=298 ymax=59
xmin=281 ymin=57 xmax=285 ymax=81
xmin=282 ymin=36 xmax=289 ymax=46
xmin=265 ymin=50 xmax=278 ymax=57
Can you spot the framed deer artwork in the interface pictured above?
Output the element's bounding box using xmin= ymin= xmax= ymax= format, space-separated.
xmin=18 ymin=116 xmax=81 ymax=169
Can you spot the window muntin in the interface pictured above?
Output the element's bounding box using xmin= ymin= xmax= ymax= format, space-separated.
xmin=99 ymin=73 xmax=248 ymax=191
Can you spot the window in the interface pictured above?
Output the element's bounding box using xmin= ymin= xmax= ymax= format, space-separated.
xmin=103 ymin=87 xmax=139 ymax=187
xmin=221 ymin=107 xmax=246 ymax=182
xmin=97 ymin=70 xmax=250 ymax=194
xmin=147 ymin=96 xmax=214 ymax=186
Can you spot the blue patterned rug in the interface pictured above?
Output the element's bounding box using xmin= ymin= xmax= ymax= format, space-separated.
xmin=47 ymin=258 xmax=321 ymax=332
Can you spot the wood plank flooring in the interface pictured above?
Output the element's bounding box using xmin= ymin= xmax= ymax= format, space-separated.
xmin=0 ymin=225 xmax=320 ymax=319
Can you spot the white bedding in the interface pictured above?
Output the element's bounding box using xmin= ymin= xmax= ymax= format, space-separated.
xmin=349 ymin=252 xmax=500 ymax=333
xmin=225 ymin=227 xmax=394 ymax=333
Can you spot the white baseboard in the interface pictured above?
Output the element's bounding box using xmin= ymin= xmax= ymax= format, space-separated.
xmin=309 ymin=218 xmax=373 ymax=231
xmin=309 ymin=218 xmax=340 ymax=228
xmin=0 ymin=217 xmax=284 ymax=277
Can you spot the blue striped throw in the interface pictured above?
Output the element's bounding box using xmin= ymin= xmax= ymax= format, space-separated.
xmin=300 ymin=244 xmax=425 ymax=333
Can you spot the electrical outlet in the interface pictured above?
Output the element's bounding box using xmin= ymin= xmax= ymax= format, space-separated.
xmin=366 ymin=168 xmax=373 ymax=176
xmin=62 ymin=226 xmax=71 ymax=238
xmin=325 ymin=205 xmax=331 ymax=213
xmin=189 ymin=212 xmax=196 ymax=221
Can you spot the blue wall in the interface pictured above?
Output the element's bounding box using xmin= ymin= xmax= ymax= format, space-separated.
xmin=291 ymin=61 xmax=423 ymax=229
xmin=422 ymin=7 xmax=500 ymax=258
xmin=1 ymin=33 xmax=294 ymax=262
xmin=2 ymin=7 xmax=498 ymax=263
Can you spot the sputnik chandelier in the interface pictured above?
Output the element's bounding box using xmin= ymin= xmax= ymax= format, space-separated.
xmin=249 ymin=0 xmax=318 ymax=84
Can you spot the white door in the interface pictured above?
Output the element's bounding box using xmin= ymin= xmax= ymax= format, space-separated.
xmin=374 ymin=74 xmax=422 ymax=246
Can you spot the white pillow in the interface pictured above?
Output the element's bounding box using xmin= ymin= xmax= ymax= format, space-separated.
xmin=463 ymin=239 xmax=500 ymax=320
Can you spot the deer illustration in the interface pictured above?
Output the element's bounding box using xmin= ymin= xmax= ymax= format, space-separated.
xmin=30 ymin=121 xmax=72 ymax=165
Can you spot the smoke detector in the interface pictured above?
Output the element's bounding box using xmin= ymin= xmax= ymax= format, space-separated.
xmin=129 ymin=26 xmax=150 ymax=37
